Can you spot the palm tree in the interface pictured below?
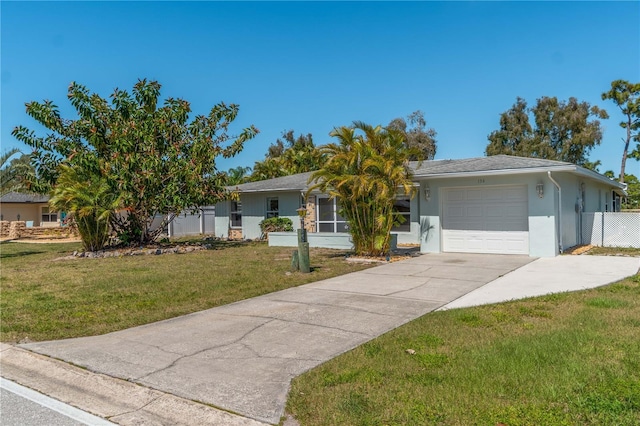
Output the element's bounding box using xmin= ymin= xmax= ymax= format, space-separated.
xmin=309 ymin=121 xmax=420 ymax=256
xmin=226 ymin=166 xmax=252 ymax=185
xmin=250 ymin=157 xmax=286 ymax=181
xmin=1 ymin=148 xmax=33 ymax=196
xmin=49 ymin=165 xmax=121 ymax=251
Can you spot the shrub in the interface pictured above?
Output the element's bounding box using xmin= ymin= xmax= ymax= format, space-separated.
xmin=259 ymin=217 xmax=293 ymax=239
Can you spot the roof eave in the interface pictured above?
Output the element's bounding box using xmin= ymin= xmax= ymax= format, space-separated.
xmin=413 ymin=165 xmax=577 ymax=179
xmin=572 ymin=167 xmax=626 ymax=192
xmin=234 ymin=187 xmax=308 ymax=193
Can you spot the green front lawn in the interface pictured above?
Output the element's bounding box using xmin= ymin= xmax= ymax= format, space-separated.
xmin=0 ymin=240 xmax=372 ymax=342
xmin=287 ymin=273 xmax=640 ymax=425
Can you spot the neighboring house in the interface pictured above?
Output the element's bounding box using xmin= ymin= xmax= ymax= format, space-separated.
xmin=215 ymin=155 xmax=627 ymax=257
xmin=0 ymin=192 xmax=61 ymax=227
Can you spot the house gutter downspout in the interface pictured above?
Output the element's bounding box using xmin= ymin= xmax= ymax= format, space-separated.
xmin=547 ymin=171 xmax=563 ymax=254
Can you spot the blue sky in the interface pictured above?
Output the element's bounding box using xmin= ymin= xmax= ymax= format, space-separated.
xmin=2 ymin=1 xmax=639 ymax=177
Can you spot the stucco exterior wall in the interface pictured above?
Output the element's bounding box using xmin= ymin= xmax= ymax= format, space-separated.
xmin=418 ymin=173 xmax=559 ymax=257
xmin=214 ymin=201 xmax=229 ymax=238
xmin=216 ymin=192 xmax=304 ymax=240
xmin=393 ymin=194 xmax=421 ymax=245
xmin=0 ymin=203 xmax=50 ymax=226
xmin=215 ymin=169 xmax=617 ymax=254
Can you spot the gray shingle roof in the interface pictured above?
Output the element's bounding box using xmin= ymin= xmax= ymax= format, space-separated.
xmin=411 ymin=155 xmax=573 ymax=177
xmin=229 ymin=155 xmax=621 ymax=193
xmin=230 ymin=172 xmax=315 ymax=193
xmin=0 ymin=192 xmax=50 ymax=203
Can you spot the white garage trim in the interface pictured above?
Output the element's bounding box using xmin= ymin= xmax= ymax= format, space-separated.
xmin=441 ymin=185 xmax=529 ymax=255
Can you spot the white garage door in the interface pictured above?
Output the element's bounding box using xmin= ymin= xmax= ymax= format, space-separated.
xmin=442 ymin=185 xmax=529 ymax=255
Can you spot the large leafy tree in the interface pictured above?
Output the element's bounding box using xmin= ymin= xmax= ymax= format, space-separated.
xmin=486 ymin=96 xmax=608 ymax=166
xmin=601 ymin=79 xmax=640 ymax=183
xmin=309 ymin=122 xmax=420 ymax=257
xmin=388 ymin=110 xmax=437 ymax=160
xmin=249 ymin=130 xmax=326 ymax=181
xmin=12 ymin=79 xmax=257 ymax=244
xmin=485 ymin=97 xmax=533 ymax=158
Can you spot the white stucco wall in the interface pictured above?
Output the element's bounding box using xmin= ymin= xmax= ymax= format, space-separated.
xmin=418 ymin=173 xmax=559 ymax=257
xmin=214 ymin=201 xmax=229 ymax=238
xmin=393 ymin=194 xmax=422 ymax=245
xmin=216 ymin=169 xmax=618 ymax=254
xmin=215 ymin=192 xmax=302 ymax=240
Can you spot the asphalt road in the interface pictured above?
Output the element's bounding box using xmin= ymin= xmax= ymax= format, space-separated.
xmin=0 ymin=378 xmax=114 ymax=426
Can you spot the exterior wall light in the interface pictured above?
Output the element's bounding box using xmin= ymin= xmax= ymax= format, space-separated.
xmin=296 ymin=207 xmax=307 ymax=230
xmin=536 ymin=182 xmax=544 ymax=198
xmin=424 ymin=185 xmax=431 ymax=202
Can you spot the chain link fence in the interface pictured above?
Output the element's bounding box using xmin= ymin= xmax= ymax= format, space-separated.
xmin=582 ymin=212 xmax=640 ymax=248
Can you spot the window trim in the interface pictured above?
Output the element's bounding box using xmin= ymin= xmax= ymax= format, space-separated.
xmin=41 ymin=206 xmax=58 ymax=223
xmin=391 ymin=196 xmax=411 ymax=233
xmin=230 ymin=200 xmax=242 ymax=228
xmin=266 ymin=197 xmax=279 ymax=218
xmin=315 ymin=196 xmax=347 ymax=233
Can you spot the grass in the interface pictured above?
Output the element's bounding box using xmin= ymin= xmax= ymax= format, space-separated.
xmin=0 ymin=240 xmax=373 ymax=342
xmin=586 ymin=246 xmax=640 ymax=257
xmin=286 ymin=273 xmax=640 ymax=425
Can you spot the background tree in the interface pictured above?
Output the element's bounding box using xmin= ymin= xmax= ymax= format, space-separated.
xmin=486 ymin=96 xmax=608 ymax=166
xmin=486 ymin=97 xmax=533 ymax=157
xmin=620 ymin=173 xmax=640 ymax=210
xmin=12 ymin=79 xmax=257 ymax=244
xmin=249 ymin=130 xmax=326 ymax=181
xmin=225 ymin=166 xmax=252 ymax=185
xmin=309 ymin=121 xmax=420 ymax=257
xmin=0 ymin=149 xmax=34 ymax=196
xmin=601 ymin=79 xmax=640 ymax=183
xmin=388 ymin=110 xmax=437 ymax=160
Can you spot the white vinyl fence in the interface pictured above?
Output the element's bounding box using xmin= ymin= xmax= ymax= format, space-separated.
xmin=582 ymin=212 xmax=640 ymax=248
xmin=167 ymin=207 xmax=216 ymax=237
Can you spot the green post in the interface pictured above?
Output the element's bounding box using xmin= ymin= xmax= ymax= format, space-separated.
xmin=291 ymin=250 xmax=299 ymax=271
xmin=297 ymin=229 xmax=310 ymax=273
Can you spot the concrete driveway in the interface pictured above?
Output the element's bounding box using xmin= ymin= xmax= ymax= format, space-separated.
xmin=6 ymin=253 xmax=638 ymax=425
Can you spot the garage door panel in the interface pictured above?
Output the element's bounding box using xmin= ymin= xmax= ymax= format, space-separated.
xmin=503 ymin=187 xmax=528 ymax=201
xmin=484 ymin=187 xmax=505 ymax=201
xmin=466 ymin=189 xmax=483 ymax=201
xmin=485 ymin=205 xmax=505 ymax=217
xmin=446 ymin=189 xmax=465 ymax=202
xmin=442 ymin=185 xmax=529 ymax=255
xmin=467 ymin=206 xmax=484 ymax=217
xmin=443 ymin=231 xmax=529 ymax=254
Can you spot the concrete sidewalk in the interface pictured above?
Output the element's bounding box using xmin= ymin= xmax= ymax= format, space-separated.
xmin=2 ymin=253 xmax=638 ymax=425
xmin=440 ymin=255 xmax=640 ymax=310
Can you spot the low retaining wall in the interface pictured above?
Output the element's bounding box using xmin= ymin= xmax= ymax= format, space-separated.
xmin=268 ymin=232 xmax=398 ymax=251
xmin=0 ymin=221 xmax=78 ymax=239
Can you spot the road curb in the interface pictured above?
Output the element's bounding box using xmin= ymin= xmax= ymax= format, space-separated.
xmin=0 ymin=344 xmax=269 ymax=425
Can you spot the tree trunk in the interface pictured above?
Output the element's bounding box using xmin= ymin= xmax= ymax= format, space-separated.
xmin=620 ymin=116 xmax=632 ymax=184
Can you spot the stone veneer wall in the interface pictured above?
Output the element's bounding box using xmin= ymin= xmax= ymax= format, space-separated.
xmin=228 ymin=228 xmax=243 ymax=240
xmin=0 ymin=221 xmax=78 ymax=239
xmin=0 ymin=221 xmax=10 ymax=237
xmin=304 ymin=195 xmax=316 ymax=233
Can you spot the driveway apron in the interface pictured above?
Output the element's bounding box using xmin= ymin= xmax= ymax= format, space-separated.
xmin=21 ymin=253 xmax=533 ymax=424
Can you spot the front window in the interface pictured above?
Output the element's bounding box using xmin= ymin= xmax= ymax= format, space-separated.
xmin=392 ymin=197 xmax=411 ymax=232
xmin=266 ymin=197 xmax=279 ymax=218
xmin=41 ymin=206 xmax=57 ymax=223
xmin=316 ymin=197 xmax=347 ymax=232
xmin=230 ymin=201 xmax=242 ymax=227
